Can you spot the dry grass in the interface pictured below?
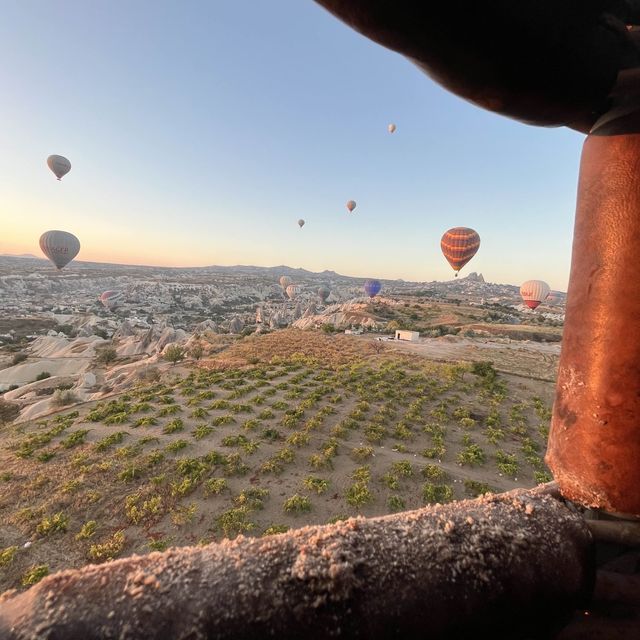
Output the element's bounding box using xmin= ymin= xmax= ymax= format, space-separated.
xmin=201 ymin=329 xmax=373 ymax=369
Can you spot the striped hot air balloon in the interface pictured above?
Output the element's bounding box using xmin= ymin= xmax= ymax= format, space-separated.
xmin=286 ymin=284 xmax=301 ymax=300
xmin=99 ymin=290 xmax=124 ymax=310
xmin=39 ymin=230 xmax=81 ymax=270
xmin=440 ymin=227 xmax=480 ymax=277
xmin=520 ymin=280 xmax=551 ymax=310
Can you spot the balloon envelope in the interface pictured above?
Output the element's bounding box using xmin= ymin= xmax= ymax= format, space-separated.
xmin=298 ymin=219 xmax=305 ymax=228
xmin=100 ymin=290 xmax=123 ymax=310
xmin=364 ymin=279 xmax=382 ymax=298
xmin=346 ymin=200 xmax=356 ymax=213
xmin=286 ymin=284 xmax=301 ymax=300
xmin=440 ymin=227 xmax=480 ymax=275
xmin=388 ymin=123 xmax=396 ymax=133
xmin=39 ymin=230 xmax=80 ymax=270
xmin=47 ymin=155 xmax=71 ymax=181
xmin=317 ymin=286 xmax=330 ymax=302
xmin=279 ymin=276 xmax=292 ymax=290
xmin=520 ymin=280 xmax=551 ymax=310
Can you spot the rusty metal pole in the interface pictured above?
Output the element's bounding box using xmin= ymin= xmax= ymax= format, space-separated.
xmin=546 ymin=107 xmax=640 ymax=517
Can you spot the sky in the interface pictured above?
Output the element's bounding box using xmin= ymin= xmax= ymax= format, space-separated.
xmin=0 ymin=1 xmax=586 ymax=291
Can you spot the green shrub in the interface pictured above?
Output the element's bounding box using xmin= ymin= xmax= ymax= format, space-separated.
xmin=457 ymin=443 xmax=486 ymax=466
xmin=464 ymin=480 xmax=493 ymax=497
xmin=192 ymin=424 xmax=214 ymax=440
xmin=234 ymin=487 xmax=269 ymax=510
xmin=0 ymin=546 xmax=18 ymax=567
xmin=164 ymin=345 xmax=185 ymax=363
xmin=422 ymin=482 xmax=454 ymax=504
xmin=12 ymin=352 xmax=28 ymax=365
xmin=203 ymin=478 xmax=227 ymax=496
xmin=263 ymin=524 xmax=289 ymax=536
xmin=346 ymin=482 xmax=372 ymax=507
xmin=283 ymin=494 xmax=312 ymax=514
xmin=165 ymin=439 xmax=189 ymax=454
xmin=22 ymin=564 xmax=49 ymax=586
xmin=387 ymin=495 xmax=406 ymax=512
xmin=303 ymin=476 xmax=329 ymax=494
xmin=216 ymin=506 xmax=254 ymax=538
xmin=88 ymin=530 xmax=125 ymax=562
xmin=392 ymin=460 xmax=413 ymax=477
xmin=75 ymin=520 xmax=98 ymax=540
xmin=36 ymin=512 xmax=69 ymax=536
xmin=95 ymin=431 xmax=128 ymax=451
xmin=163 ymin=418 xmax=184 ymax=434
xmin=35 ymin=371 xmax=51 ymax=381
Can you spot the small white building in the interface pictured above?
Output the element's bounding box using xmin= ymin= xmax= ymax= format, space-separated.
xmin=395 ymin=330 xmax=419 ymax=342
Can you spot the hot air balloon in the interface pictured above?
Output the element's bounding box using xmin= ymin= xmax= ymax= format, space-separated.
xmin=286 ymin=284 xmax=301 ymax=300
xmin=47 ymin=155 xmax=71 ymax=181
xmin=318 ymin=286 xmax=330 ymax=303
xmin=279 ymin=276 xmax=292 ymax=290
xmin=364 ymin=279 xmax=382 ymax=298
xmin=99 ymin=290 xmax=124 ymax=311
xmin=298 ymin=219 xmax=305 ymax=228
xmin=346 ymin=200 xmax=356 ymax=213
xmin=440 ymin=227 xmax=480 ymax=277
xmin=388 ymin=123 xmax=397 ymax=133
xmin=39 ymin=230 xmax=81 ymax=270
xmin=520 ymin=280 xmax=551 ymax=310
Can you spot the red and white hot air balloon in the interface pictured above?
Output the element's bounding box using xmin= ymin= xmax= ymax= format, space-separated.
xmin=520 ymin=280 xmax=551 ymax=310
xmin=99 ymin=290 xmax=124 ymax=310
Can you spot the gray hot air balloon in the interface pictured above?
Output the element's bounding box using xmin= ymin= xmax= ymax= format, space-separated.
xmin=39 ymin=230 xmax=81 ymax=270
xmin=47 ymin=155 xmax=72 ymax=181
xmin=229 ymin=316 xmax=245 ymax=334
xmin=318 ymin=286 xmax=330 ymax=303
xmin=346 ymin=200 xmax=356 ymax=213
xmin=298 ymin=219 xmax=305 ymax=228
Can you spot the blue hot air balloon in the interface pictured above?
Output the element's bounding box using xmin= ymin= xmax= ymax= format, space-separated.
xmin=364 ymin=279 xmax=381 ymax=298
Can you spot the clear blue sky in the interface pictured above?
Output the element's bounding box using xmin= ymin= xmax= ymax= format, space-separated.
xmin=0 ymin=0 xmax=585 ymax=291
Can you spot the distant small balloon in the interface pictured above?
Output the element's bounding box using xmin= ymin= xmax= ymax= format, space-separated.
xmin=39 ymin=230 xmax=80 ymax=270
xmin=388 ymin=123 xmax=397 ymax=133
xmin=317 ymin=286 xmax=330 ymax=302
xmin=279 ymin=275 xmax=292 ymax=290
xmin=100 ymin=290 xmax=123 ymax=310
xmin=286 ymin=284 xmax=301 ymax=300
xmin=520 ymin=280 xmax=551 ymax=310
xmin=47 ymin=155 xmax=71 ymax=181
xmin=298 ymin=219 xmax=305 ymax=228
xmin=346 ymin=200 xmax=356 ymax=213
xmin=364 ymin=279 xmax=381 ymax=298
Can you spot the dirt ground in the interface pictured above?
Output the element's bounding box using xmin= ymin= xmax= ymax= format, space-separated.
xmin=0 ymin=329 xmax=558 ymax=593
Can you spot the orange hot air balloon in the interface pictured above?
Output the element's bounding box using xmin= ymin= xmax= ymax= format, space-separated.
xmin=440 ymin=227 xmax=480 ymax=277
